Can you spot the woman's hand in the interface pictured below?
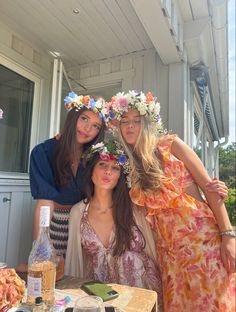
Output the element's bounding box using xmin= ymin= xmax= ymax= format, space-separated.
xmin=206 ymin=177 xmax=228 ymax=200
xmin=55 ymin=133 xmax=62 ymax=140
xmin=220 ymin=236 xmax=236 ymax=274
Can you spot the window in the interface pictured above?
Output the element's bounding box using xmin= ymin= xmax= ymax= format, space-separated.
xmin=0 ymin=64 xmax=34 ymax=173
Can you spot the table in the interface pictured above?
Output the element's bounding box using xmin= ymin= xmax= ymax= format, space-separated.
xmin=56 ymin=276 xmax=158 ymax=312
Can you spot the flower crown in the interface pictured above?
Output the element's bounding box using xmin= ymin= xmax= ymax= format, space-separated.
xmin=88 ymin=139 xmax=131 ymax=187
xmin=64 ymin=91 xmax=112 ymax=123
xmin=109 ymin=90 xmax=162 ymax=124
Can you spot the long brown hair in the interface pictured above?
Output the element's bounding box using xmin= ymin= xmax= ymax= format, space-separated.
xmin=83 ymin=155 xmax=145 ymax=256
xmin=54 ymin=107 xmax=105 ymax=186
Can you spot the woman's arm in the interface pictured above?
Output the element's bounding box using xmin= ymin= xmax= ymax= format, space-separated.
xmin=33 ymin=199 xmax=54 ymax=239
xmin=171 ymin=137 xmax=235 ymax=274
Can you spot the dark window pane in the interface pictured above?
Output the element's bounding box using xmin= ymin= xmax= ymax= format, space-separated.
xmin=0 ymin=64 xmax=34 ymax=173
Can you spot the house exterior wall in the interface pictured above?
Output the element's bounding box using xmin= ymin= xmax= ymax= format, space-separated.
xmin=68 ymin=49 xmax=170 ymax=134
xmin=0 ymin=21 xmax=53 ymax=266
xmin=0 ymin=18 xmax=216 ymax=266
xmin=0 ymin=20 xmax=53 ymax=142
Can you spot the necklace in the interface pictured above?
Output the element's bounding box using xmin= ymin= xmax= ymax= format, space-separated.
xmin=97 ymin=207 xmax=112 ymax=214
xmin=90 ymin=202 xmax=113 ymax=214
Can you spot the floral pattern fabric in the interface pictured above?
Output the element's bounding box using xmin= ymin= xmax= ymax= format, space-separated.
xmin=130 ymin=134 xmax=235 ymax=312
xmin=80 ymin=211 xmax=163 ymax=311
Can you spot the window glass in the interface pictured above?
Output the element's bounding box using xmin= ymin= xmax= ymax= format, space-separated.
xmin=0 ymin=64 xmax=34 ymax=173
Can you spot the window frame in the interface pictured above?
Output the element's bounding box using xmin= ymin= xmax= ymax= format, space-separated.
xmin=0 ymin=54 xmax=41 ymax=180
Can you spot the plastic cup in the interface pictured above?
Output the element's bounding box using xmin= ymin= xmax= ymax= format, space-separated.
xmin=73 ymin=296 xmax=104 ymax=312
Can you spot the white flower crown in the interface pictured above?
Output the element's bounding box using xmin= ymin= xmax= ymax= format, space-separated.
xmin=109 ymin=90 xmax=162 ymax=125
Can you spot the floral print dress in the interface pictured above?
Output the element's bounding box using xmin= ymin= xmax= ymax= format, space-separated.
xmin=80 ymin=209 xmax=163 ymax=310
xmin=130 ymin=134 xmax=235 ymax=312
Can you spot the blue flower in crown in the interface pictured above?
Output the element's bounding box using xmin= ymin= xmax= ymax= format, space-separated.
xmin=89 ymin=98 xmax=96 ymax=109
xmin=64 ymin=91 xmax=112 ymax=124
xmin=117 ymin=154 xmax=128 ymax=164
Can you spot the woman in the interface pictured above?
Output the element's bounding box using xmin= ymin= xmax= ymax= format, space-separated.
xmin=30 ymin=92 xmax=111 ymax=257
xmin=110 ymin=91 xmax=235 ymax=311
xmin=65 ymin=138 xmax=164 ymax=311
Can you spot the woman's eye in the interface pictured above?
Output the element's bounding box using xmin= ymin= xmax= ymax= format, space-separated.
xmin=112 ymin=166 xmax=120 ymax=172
xmin=80 ymin=115 xmax=88 ymax=121
xmin=93 ymin=124 xmax=101 ymax=130
xmin=120 ymin=119 xmax=128 ymax=124
xmin=134 ymin=119 xmax=141 ymax=123
xmin=98 ymin=162 xmax=105 ymax=166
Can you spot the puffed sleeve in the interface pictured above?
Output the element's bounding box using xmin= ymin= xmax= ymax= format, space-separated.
xmin=29 ymin=139 xmax=59 ymax=200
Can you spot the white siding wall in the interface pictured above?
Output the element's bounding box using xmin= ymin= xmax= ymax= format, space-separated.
xmin=68 ymin=49 xmax=169 ymax=129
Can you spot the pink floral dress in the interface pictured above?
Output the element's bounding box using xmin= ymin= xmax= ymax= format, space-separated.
xmin=80 ymin=210 xmax=163 ymax=311
xmin=130 ymin=134 xmax=235 ymax=312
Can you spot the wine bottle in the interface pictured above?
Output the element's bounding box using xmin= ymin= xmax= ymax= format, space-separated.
xmin=27 ymin=206 xmax=57 ymax=305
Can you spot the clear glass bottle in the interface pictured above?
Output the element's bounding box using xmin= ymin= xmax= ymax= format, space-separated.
xmin=27 ymin=206 xmax=57 ymax=305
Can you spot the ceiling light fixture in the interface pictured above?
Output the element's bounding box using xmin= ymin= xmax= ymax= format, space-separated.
xmin=73 ymin=8 xmax=80 ymax=14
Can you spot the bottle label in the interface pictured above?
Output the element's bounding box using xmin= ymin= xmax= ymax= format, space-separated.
xmin=27 ymin=276 xmax=42 ymax=297
xmin=40 ymin=206 xmax=50 ymax=227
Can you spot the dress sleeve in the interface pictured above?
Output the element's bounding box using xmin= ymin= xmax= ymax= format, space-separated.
xmin=29 ymin=140 xmax=59 ymax=200
xmin=65 ymin=201 xmax=86 ymax=278
xmin=156 ymin=133 xmax=178 ymax=156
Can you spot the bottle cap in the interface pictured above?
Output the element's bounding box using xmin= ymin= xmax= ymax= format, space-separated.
xmin=35 ymin=297 xmax=43 ymax=305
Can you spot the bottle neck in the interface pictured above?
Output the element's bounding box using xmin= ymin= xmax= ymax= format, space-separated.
xmin=36 ymin=226 xmax=50 ymax=242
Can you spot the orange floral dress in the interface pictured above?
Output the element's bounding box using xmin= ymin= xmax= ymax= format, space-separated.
xmin=130 ymin=134 xmax=235 ymax=312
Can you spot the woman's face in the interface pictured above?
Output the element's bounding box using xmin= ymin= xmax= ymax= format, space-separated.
xmin=92 ymin=159 xmax=121 ymax=190
xmin=76 ymin=110 xmax=102 ymax=144
xmin=120 ymin=109 xmax=141 ymax=146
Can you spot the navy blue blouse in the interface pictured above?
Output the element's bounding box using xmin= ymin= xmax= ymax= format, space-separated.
xmin=30 ymin=138 xmax=85 ymax=205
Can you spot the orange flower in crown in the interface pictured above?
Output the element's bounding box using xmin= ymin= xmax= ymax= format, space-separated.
xmin=146 ymin=92 xmax=155 ymax=102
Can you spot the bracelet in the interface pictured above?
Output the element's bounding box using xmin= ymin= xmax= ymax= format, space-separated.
xmin=220 ymin=230 xmax=236 ymax=238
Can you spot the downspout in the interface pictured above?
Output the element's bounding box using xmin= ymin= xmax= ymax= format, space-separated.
xmin=208 ymin=0 xmax=229 ymax=136
xmin=208 ymin=0 xmax=229 ymax=177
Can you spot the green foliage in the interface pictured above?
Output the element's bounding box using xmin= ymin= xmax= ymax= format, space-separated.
xmin=219 ymin=142 xmax=236 ymax=189
xmin=219 ymin=143 xmax=236 ymax=225
xmin=225 ymin=188 xmax=236 ymax=225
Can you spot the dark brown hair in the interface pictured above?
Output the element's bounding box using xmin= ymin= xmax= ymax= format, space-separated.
xmin=83 ymin=154 xmax=145 ymax=256
xmin=54 ymin=107 xmax=105 ymax=186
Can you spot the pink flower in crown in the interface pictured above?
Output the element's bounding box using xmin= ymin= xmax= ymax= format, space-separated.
xmin=100 ymin=154 xmax=110 ymax=161
xmin=118 ymin=97 xmax=128 ymax=110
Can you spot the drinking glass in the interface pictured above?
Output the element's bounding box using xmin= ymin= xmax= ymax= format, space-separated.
xmin=73 ymin=295 xmax=104 ymax=312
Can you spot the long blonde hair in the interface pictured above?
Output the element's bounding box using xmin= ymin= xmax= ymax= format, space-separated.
xmin=117 ymin=116 xmax=168 ymax=193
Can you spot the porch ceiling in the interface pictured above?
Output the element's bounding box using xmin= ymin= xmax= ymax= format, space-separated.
xmin=0 ymin=0 xmax=154 ymax=67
